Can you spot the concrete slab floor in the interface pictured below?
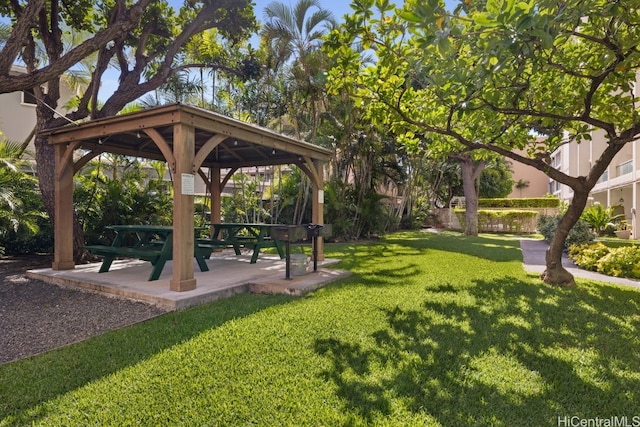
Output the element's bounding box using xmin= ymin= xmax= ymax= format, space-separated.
xmin=27 ymin=252 xmax=350 ymax=310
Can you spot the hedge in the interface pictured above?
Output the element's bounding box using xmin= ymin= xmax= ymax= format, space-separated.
xmin=455 ymin=209 xmax=539 ymax=233
xmin=478 ymin=197 xmax=560 ymax=208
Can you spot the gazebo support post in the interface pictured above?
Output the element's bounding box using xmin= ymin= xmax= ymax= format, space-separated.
xmin=170 ymin=123 xmax=197 ymax=292
xmin=53 ymin=143 xmax=75 ymax=270
xmin=311 ymin=159 xmax=325 ymax=262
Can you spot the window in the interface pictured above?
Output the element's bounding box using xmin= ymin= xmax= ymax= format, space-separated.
xmin=617 ymin=160 xmax=633 ymax=176
xmin=21 ymin=88 xmax=38 ymax=105
xmin=597 ymin=170 xmax=609 ymax=184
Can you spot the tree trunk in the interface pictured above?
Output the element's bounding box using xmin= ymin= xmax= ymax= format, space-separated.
xmin=540 ymin=189 xmax=590 ymax=287
xmin=35 ymin=128 xmax=88 ymax=262
xmin=458 ymin=154 xmax=485 ymax=236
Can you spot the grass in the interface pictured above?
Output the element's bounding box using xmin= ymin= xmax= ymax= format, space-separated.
xmin=2 ymin=231 xmax=640 ymax=426
xmin=596 ymin=237 xmax=640 ymax=248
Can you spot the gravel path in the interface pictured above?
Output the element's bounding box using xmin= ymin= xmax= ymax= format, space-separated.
xmin=0 ymin=254 xmax=168 ymax=364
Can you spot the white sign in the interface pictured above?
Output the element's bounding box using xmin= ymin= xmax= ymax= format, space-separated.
xmin=318 ymin=189 xmax=324 ymax=204
xmin=181 ymin=173 xmax=195 ymax=195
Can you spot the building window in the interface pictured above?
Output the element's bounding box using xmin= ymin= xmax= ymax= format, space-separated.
xmin=21 ymin=88 xmax=38 ymax=106
xmin=617 ymin=160 xmax=633 ymax=176
xmin=597 ymin=170 xmax=609 ymax=184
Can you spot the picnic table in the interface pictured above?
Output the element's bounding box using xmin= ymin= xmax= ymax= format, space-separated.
xmin=85 ymin=225 xmax=209 ymax=281
xmin=198 ymin=223 xmax=286 ymax=264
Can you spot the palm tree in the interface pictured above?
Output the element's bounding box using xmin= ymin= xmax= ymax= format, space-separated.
xmin=261 ymin=0 xmax=336 ymax=139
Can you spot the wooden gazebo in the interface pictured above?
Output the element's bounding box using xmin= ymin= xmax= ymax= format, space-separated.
xmin=41 ymin=103 xmax=333 ymax=291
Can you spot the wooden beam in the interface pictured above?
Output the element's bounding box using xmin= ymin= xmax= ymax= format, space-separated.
xmin=194 ymin=134 xmax=227 ymax=171
xmin=73 ymin=149 xmax=103 ymax=174
xmin=144 ymin=128 xmax=176 ymax=173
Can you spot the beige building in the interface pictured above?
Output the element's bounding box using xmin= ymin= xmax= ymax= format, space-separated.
xmin=546 ymin=71 xmax=639 ymax=241
xmin=0 ymin=65 xmax=75 ymax=150
xmin=506 ymin=148 xmax=550 ymax=198
xmin=548 ymin=133 xmax=639 ymax=240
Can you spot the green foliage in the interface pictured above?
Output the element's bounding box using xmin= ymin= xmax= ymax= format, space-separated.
xmin=479 ymin=197 xmax=560 ymax=209
xmin=597 ymin=246 xmax=640 ymax=279
xmin=0 ymin=139 xmax=51 ymax=255
xmin=568 ymin=242 xmax=611 ymax=271
xmin=537 ymin=214 xmax=593 ymax=249
xmin=221 ymin=172 xmax=272 ymax=224
xmin=269 ymin=167 xmax=312 ymax=225
xmin=323 ymin=179 xmax=357 ymax=239
xmin=455 ymin=209 xmax=538 ymax=233
xmin=325 ymin=0 xmax=640 ymax=277
xmin=569 ymin=242 xmax=640 ymax=279
xmin=324 ymin=178 xmax=389 ymax=239
xmin=580 ymin=203 xmax=624 ymax=236
xmin=478 ymin=157 xmax=514 ymax=198
xmin=3 ymin=234 xmax=640 ymax=425
xmin=74 ymin=156 xmax=173 ymax=245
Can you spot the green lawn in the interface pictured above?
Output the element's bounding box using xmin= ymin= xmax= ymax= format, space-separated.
xmin=2 ymin=232 xmax=640 ymax=426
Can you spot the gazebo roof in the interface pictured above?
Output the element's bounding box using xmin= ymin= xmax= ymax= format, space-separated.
xmin=41 ymin=103 xmax=332 ymax=170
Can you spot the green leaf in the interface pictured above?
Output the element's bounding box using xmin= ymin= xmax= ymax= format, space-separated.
xmin=399 ymin=10 xmax=423 ymax=23
xmin=474 ymin=13 xmax=500 ymax=28
xmin=437 ymin=36 xmax=452 ymax=57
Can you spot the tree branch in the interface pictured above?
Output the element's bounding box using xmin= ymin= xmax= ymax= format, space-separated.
xmin=0 ymin=0 xmax=152 ymax=93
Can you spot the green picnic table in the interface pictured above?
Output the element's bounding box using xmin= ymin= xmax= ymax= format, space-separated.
xmin=198 ymin=223 xmax=286 ymax=264
xmin=85 ymin=225 xmax=209 ymax=281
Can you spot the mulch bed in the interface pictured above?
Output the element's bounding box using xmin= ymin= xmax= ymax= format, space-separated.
xmin=0 ymin=254 xmax=168 ymax=364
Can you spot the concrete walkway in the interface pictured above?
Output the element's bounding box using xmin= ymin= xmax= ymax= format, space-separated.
xmin=520 ymin=238 xmax=640 ymax=289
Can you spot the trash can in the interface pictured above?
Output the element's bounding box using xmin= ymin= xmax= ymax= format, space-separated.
xmin=290 ymin=253 xmax=308 ymax=276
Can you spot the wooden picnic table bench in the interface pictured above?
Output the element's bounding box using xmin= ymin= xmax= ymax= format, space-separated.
xmin=85 ymin=225 xmax=209 ymax=281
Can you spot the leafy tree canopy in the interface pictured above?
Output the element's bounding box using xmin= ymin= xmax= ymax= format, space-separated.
xmin=325 ymin=0 xmax=640 ymax=285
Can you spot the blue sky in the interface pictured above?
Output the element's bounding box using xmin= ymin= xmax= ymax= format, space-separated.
xmin=252 ymin=0 xmax=358 ymax=23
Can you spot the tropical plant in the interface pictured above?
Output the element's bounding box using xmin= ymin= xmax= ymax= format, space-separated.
xmin=74 ymin=155 xmax=173 ymax=245
xmin=580 ymin=203 xmax=624 ymax=236
xmin=537 ymin=214 xmax=593 ymax=249
xmin=514 ymin=179 xmax=530 ymax=197
xmin=261 ymin=0 xmax=336 ymax=140
xmin=478 ymin=157 xmax=514 ymax=198
xmin=221 ymin=171 xmax=271 ymax=224
xmin=0 ymin=138 xmax=49 ymax=254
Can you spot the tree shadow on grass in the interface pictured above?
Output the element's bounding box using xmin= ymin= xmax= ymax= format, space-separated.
xmin=0 ymin=293 xmax=292 ymax=424
xmin=315 ymin=276 xmax=640 ymax=425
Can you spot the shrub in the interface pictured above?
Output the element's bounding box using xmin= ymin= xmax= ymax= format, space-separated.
xmin=580 ymin=203 xmax=624 ymax=236
xmin=597 ymin=246 xmax=640 ymax=279
xmin=568 ymin=242 xmax=640 ymax=279
xmin=537 ymin=214 xmax=593 ymax=249
xmin=455 ymin=209 xmax=538 ymax=233
xmin=568 ymin=242 xmax=611 ymax=271
xmin=479 ymin=196 xmax=560 ymax=208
